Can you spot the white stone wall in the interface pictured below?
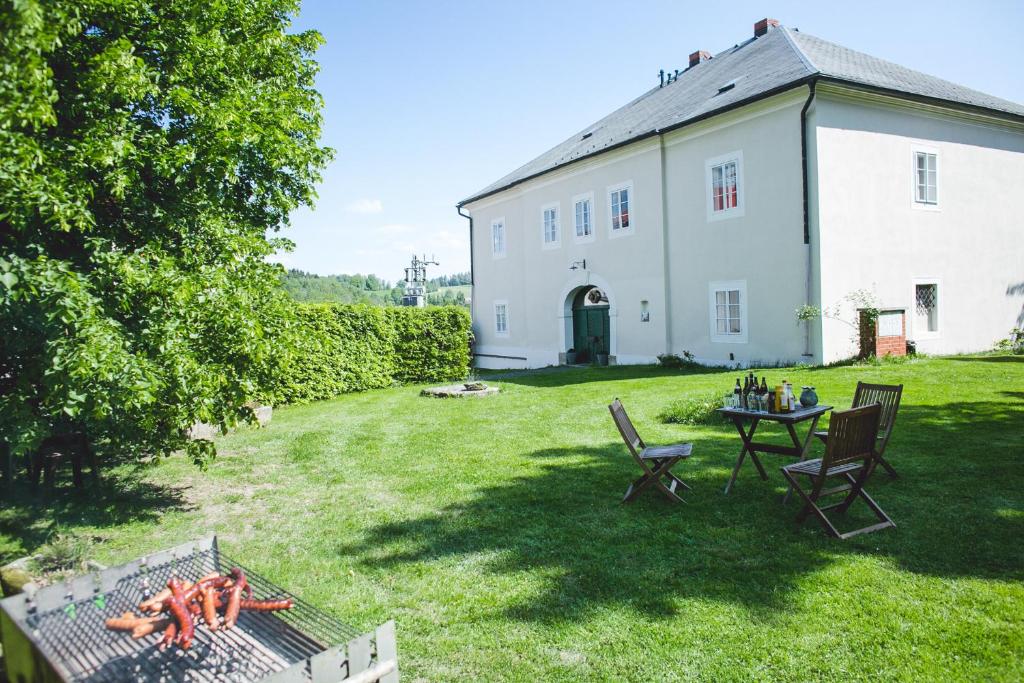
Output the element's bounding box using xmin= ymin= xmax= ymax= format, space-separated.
xmin=661 ymin=90 xmax=810 ymax=366
xmin=464 ymin=83 xmax=1024 ymax=369
xmin=466 ymin=140 xmax=668 ymax=369
xmin=811 ymin=85 xmax=1024 ymax=363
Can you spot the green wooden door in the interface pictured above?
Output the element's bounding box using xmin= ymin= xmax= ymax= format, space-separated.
xmin=572 ymin=294 xmax=610 ymax=363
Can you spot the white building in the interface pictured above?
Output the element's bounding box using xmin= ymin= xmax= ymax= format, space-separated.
xmin=457 ymin=19 xmax=1024 ymax=369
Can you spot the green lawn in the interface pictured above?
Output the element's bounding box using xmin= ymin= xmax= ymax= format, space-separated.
xmin=2 ymin=355 xmax=1022 ymax=681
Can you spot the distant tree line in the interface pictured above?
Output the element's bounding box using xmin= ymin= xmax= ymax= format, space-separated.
xmin=282 ymin=269 xmax=471 ymax=307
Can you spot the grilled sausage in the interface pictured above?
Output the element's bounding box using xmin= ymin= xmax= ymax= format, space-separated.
xmin=239 ymin=598 xmax=293 ymax=612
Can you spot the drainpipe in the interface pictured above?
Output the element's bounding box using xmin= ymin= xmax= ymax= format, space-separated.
xmin=659 ymin=135 xmax=673 ymax=355
xmin=457 ymin=205 xmax=474 ymax=322
xmin=800 ymin=80 xmax=817 ymax=358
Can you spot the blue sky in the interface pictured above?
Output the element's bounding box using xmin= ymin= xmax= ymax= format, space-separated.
xmin=281 ymin=0 xmax=1024 ymax=280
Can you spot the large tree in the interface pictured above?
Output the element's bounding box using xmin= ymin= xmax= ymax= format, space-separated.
xmin=0 ymin=0 xmax=331 ymax=468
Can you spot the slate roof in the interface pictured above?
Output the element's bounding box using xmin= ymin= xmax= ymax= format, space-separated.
xmin=460 ymin=26 xmax=1024 ymax=206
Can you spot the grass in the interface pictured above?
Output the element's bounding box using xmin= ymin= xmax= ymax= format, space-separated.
xmin=435 ymin=284 xmax=471 ymax=298
xmin=2 ymin=355 xmax=1023 ymax=681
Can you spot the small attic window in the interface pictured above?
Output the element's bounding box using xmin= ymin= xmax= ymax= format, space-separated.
xmin=718 ymin=78 xmax=740 ymax=94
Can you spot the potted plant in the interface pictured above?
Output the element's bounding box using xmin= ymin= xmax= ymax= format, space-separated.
xmin=565 ymin=348 xmax=577 ymax=365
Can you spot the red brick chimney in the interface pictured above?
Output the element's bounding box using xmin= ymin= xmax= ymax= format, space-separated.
xmin=688 ymin=50 xmax=711 ymax=68
xmin=754 ymin=18 xmax=780 ymax=37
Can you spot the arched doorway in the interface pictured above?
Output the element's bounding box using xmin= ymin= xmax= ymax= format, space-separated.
xmin=571 ymin=286 xmax=610 ymax=363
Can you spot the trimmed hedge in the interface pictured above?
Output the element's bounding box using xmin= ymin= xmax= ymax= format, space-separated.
xmin=275 ymin=304 xmax=472 ymax=404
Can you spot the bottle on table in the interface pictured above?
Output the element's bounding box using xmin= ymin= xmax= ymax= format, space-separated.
xmin=746 ymin=380 xmax=759 ymax=412
xmin=734 ymin=378 xmax=742 ymax=408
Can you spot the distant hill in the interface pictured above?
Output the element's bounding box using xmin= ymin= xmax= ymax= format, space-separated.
xmin=282 ymin=269 xmax=470 ymax=307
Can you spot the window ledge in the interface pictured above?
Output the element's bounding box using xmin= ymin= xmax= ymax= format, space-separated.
xmin=707 ymin=208 xmax=745 ymax=223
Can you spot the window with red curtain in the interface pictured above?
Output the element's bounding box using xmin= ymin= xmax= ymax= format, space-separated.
xmin=712 ymin=161 xmax=738 ymax=212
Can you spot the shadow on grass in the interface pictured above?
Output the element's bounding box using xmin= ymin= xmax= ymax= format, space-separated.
xmin=947 ymin=354 xmax=1024 ymax=363
xmin=339 ymin=399 xmax=1023 ymax=624
xmin=0 ymin=467 xmax=192 ymax=563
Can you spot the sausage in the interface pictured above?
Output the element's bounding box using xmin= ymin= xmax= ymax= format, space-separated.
xmin=132 ymin=617 xmax=172 ymax=639
xmin=183 ymin=575 xmax=231 ymax=603
xmin=166 ymin=578 xmax=195 ymax=649
xmin=239 ymin=598 xmax=293 ymax=612
xmin=140 ymin=572 xmax=219 ymax=612
xmin=158 ymin=621 xmax=177 ymax=651
xmin=105 ymin=612 xmax=165 ymax=631
xmin=201 ymin=585 xmax=219 ymax=630
xmin=222 ymin=568 xmax=249 ymax=629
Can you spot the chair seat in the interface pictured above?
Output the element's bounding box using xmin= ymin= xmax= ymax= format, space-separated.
xmin=640 ymin=443 xmax=693 ymax=460
xmin=783 ymin=458 xmax=863 ymax=477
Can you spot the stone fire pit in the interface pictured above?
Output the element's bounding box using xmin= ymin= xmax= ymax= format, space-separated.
xmin=421 ymin=382 xmax=500 ymax=398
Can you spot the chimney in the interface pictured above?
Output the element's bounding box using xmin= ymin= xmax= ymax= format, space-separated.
xmin=754 ymin=18 xmax=779 ymax=37
xmin=688 ymin=50 xmax=711 ymax=68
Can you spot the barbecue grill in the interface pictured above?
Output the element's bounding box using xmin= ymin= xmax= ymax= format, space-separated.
xmin=0 ymin=537 xmax=398 ymax=682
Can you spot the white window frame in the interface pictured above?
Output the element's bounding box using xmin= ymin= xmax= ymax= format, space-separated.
xmin=491 ymin=217 xmax=506 ymax=259
xmin=705 ymin=150 xmax=745 ymax=222
xmin=911 ymin=278 xmax=940 ymax=339
xmin=911 ymin=145 xmax=940 ymax=211
xmin=708 ymin=280 xmax=748 ymax=344
xmin=572 ymin=191 xmax=595 ymax=244
xmin=541 ymin=201 xmax=561 ymax=250
xmin=493 ymin=300 xmax=509 ymax=337
xmin=607 ymin=181 xmax=634 ymax=238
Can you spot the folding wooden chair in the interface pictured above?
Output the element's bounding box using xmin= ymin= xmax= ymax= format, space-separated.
xmin=815 ymin=382 xmax=903 ymax=478
xmin=608 ymin=399 xmax=693 ymax=504
xmin=782 ymin=403 xmax=895 ymax=539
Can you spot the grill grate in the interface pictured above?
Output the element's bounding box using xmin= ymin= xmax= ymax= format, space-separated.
xmin=1 ymin=538 xmax=371 ymax=682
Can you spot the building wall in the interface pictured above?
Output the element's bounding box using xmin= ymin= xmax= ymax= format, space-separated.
xmin=465 ymin=90 xmax=815 ymax=369
xmin=812 ymin=85 xmax=1024 ymax=363
xmin=465 ymin=140 xmax=668 ymax=368
xmin=661 ymin=90 xmax=810 ymax=366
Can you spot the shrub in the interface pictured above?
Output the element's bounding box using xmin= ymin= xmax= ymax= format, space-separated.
xmin=275 ymin=304 xmax=471 ymax=404
xmin=993 ymin=328 xmax=1024 ymax=355
xmin=386 ymin=307 xmax=473 ymax=384
xmin=659 ymin=393 xmax=722 ymax=425
xmin=657 ymin=351 xmax=698 ymax=369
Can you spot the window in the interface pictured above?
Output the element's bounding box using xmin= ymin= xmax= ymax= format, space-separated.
xmin=913 ymin=149 xmax=938 ymax=206
xmin=915 ymin=283 xmax=938 ymax=335
xmin=705 ymin=151 xmax=745 ymax=221
xmin=541 ymin=203 xmax=560 ymax=248
xmin=716 ymin=290 xmax=742 ymax=334
xmin=491 ymin=218 xmax=505 ymax=258
xmin=712 ymin=162 xmax=738 ymax=212
xmin=607 ymin=182 xmax=633 ymax=237
xmin=708 ymin=280 xmax=748 ymax=343
xmin=494 ymin=301 xmax=509 ymax=336
xmin=573 ymin=192 xmax=594 ymax=242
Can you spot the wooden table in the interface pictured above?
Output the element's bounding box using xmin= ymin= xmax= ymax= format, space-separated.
xmin=717 ymin=404 xmax=832 ymax=495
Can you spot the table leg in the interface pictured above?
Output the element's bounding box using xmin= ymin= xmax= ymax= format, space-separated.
xmin=724 ymin=417 xmax=761 ymax=494
xmin=782 ymin=414 xmax=822 ymax=504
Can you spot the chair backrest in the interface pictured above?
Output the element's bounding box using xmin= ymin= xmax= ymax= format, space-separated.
xmin=821 ymin=403 xmax=882 ymax=470
xmin=852 ymin=382 xmax=903 ymax=438
xmin=609 ymin=399 xmax=645 ymax=458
